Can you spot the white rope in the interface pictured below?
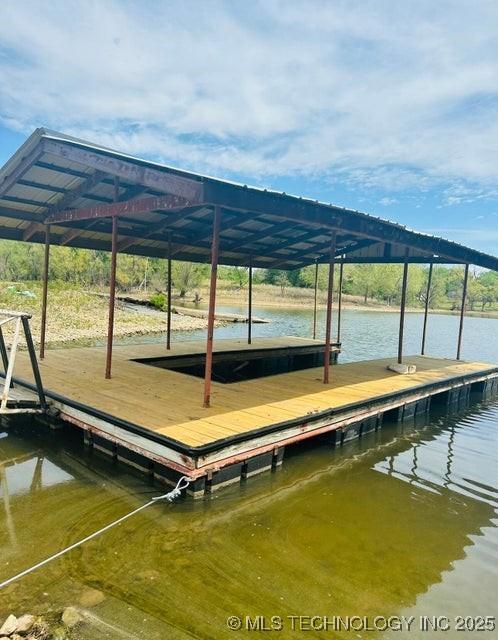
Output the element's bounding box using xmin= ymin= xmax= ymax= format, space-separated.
xmin=0 ymin=475 xmax=191 ymax=590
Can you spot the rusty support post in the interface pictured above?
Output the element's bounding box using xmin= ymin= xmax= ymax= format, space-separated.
xmin=397 ymin=249 xmax=410 ymax=365
xmin=105 ymin=178 xmax=119 ymax=379
xmin=248 ymin=256 xmax=253 ymax=345
xmin=166 ymin=232 xmax=172 ymax=350
xmin=39 ymin=224 xmax=50 ymax=359
xmin=456 ymin=264 xmax=469 ymax=360
xmin=312 ymin=260 xmax=318 ymax=340
xmin=337 ymin=260 xmax=344 ymax=344
xmin=323 ymin=233 xmax=337 ymax=384
xmin=203 ymin=205 xmax=221 ymax=407
xmin=421 ymin=262 xmax=433 ymax=355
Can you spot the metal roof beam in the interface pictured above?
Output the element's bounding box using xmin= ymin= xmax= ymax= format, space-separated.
xmin=17 ymin=177 xmax=114 ymax=206
xmin=17 ymin=179 xmax=68 ymax=194
xmin=170 ymin=212 xmax=244 ymax=257
xmin=46 ymin=170 xmax=107 ymax=215
xmin=115 ymin=206 xmax=208 ymax=251
xmin=314 ymin=237 xmax=381 ymax=260
xmin=0 ymin=224 xmax=461 ymax=267
xmin=60 ymin=220 xmax=99 ymax=246
xmin=0 ymin=194 xmax=47 ymax=208
xmin=43 ymin=138 xmax=204 ymax=202
xmin=35 ymin=160 xmax=88 ymax=179
xmin=35 ymin=161 xmax=163 ymax=197
xmin=44 ymin=193 xmax=197 ymax=224
xmin=268 ymin=235 xmax=370 ymax=269
xmin=62 ymin=185 xmax=149 ymax=247
xmin=265 ymin=228 xmax=328 ymax=255
xmin=0 ymin=146 xmax=43 ymax=197
xmin=220 ymin=220 xmax=294 ymax=251
xmin=22 ymin=221 xmax=43 ymax=241
xmin=206 ymin=185 xmax=490 ymax=268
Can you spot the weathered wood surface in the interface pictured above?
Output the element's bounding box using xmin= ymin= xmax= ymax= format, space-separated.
xmin=12 ymin=338 xmax=496 ymax=447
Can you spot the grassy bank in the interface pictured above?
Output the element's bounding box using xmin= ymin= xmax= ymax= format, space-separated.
xmin=0 ymin=282 xmax=208 ymax=348
xmin=1 ymin=279 xmax=495 ymax=352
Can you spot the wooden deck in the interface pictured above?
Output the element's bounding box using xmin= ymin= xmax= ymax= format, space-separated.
xmin=9 ymin=337 xmax=498 ymax=491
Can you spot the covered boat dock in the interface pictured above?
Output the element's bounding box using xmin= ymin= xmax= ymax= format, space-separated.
xmin=0 ymin=128 xmax=497 ymax=495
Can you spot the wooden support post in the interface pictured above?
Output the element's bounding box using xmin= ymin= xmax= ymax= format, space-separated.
xmin=456 ymin=264 xmax=469 ymax=360
xmin=248 ymin=257 xmax=253 ymax=345
xmin=323 ymin=233 xmax=336 ymax=384
xmin=337 ymin=260 xmax=344 ymax=344
xmin=203 ymin=206 xmax=221 ymax=407
xmin=105 ymin=178 xmax=119 ymax=379
xmin=421 ymin=262 xmax=433 ymax=355
xmin=398 ymin=250 xmax=409 ymax=365
xmin=166 ymin=232 xmax=172 ymax=350
xmin=1 ymin=317 xmax=21 ymax=410
xmin=312 ymin=260 xmax=318 ymax=340
xmin=39 ymin=224 xmax=50 ymax=359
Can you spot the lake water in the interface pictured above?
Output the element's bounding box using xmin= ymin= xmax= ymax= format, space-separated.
xmin=126 ymin=302 xmax=498 ymax=364
xmin=1 ymin=307 xmax=497 ymax=638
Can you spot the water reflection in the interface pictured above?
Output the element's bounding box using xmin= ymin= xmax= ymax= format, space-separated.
xmin=1 ymin=400 xmax=497 ymax=638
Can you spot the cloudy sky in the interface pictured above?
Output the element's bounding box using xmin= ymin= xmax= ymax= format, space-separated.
xmin=1 ymin=0 xmax=498 ymax=252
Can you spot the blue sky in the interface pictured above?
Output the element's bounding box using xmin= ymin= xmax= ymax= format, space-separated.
xmin=1 ymin=0 xmax=497 ymax=253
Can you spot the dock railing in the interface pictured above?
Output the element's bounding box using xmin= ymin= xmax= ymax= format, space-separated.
xmin=0 ymin=310 xmax=46 ymax=413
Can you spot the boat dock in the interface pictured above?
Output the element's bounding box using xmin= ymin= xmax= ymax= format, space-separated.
xmin=10 ymin=340 xmax=498 ymax=497
xmin=0 ymin=129 xmax=497 ymax=497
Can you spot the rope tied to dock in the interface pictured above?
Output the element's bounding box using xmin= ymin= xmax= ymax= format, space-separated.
xmin=152 ymin=475 xmax=190 ymax=502
xmin=0 ymin=475 xmax=191 ymax=591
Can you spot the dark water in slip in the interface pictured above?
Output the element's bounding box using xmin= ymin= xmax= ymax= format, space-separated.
xmin=1 ymin=308 xmax=497 ymax=638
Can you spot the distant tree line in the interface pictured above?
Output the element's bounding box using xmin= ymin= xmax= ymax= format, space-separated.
xmin=0 ymin=240 xmax=497 ymax=311
xmin=258 ymin=263 xmax=498 ymax=311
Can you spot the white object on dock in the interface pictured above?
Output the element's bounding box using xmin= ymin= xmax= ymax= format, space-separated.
xmin=387 ymin=363 xmax=417 ymax=374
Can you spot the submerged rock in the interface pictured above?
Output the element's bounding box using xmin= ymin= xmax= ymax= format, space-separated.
xmin=79 ymin=587 xmax=105 ymax=608
xmin=61 ymin=607 xmax=82 ymax=628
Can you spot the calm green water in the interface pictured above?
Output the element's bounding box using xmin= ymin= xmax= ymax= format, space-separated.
xmin=1 ymin=309 xmax=498 ymax=638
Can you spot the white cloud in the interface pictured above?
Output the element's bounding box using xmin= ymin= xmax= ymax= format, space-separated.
xmin=1 ymin=0 xmax=498 ymax=192
xmin=379 ymin=197 xmax=398 ymax=206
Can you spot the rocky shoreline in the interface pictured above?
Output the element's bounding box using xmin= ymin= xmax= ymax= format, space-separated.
xmin=0 ymin=609 xmax=79 ymax=639
xmin=0 ymin=588 xmax=106 ymax=639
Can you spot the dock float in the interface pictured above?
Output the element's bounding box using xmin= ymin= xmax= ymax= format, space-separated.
xmin=8 ymin=339 xmax=498 ymax=497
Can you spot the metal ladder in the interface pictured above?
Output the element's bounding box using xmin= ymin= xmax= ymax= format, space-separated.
xmin=0 ymin=310 xmax=46 ymax=414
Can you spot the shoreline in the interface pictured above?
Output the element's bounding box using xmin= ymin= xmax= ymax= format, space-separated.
xmin=1 ymin=280 xmax=496 ymax=352
xmin=202 ymin=293 xmax=498 ymax=319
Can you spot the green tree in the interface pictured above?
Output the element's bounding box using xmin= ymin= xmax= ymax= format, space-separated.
xmin=172 ymin=261 xmax=208 ymax=297
xmin=275 ymin=272 xmax=289 ymax=295
xmin=298 ymin=264 xmax=329 ymax=290
xmin=478 ymin=271 xmax=498 ymax=310
xmin=419 ymin=266 xmax=447 ymax=309
xmin=466 ymin=274 xmax=485 ymax=311
xmin=350 ymin=264 xmax=378 ymax=303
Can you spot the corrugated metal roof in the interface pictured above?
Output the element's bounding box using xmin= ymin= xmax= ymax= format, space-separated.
xmin=0 ymin=127 xmax=496 ymax=271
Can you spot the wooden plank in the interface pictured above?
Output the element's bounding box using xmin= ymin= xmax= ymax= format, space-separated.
xmin=12 ymin=338 xmax=496 ymax=448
